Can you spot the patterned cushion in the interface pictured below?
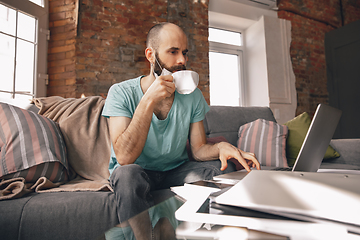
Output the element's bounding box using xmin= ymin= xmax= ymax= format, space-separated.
xmin=284 ymin=112 xmax=340 ymax=166
xmin=238 ymin=119 xmax=288 ymax=167
xmin=0 ymin=103 xmax=68 ymax=183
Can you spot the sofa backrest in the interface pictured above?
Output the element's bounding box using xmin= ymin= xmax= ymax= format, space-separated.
xmin=203 ymin=106 xmax=276 ymax=146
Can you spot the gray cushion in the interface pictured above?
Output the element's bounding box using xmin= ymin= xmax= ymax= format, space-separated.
xmin=0 ymin=192 xmax=119 ymax=240
xmin=320 ymin=162 xmax=360 ymax=170
xmin=0 ymin=189 xmax=175 ymax=240
xmin=204 ymin=106 xmax=276 ymax=146
xmin=0 ymin=194 xmax=33 ymax=240
xmin=322 ymin=139 xmax=360 ymax=169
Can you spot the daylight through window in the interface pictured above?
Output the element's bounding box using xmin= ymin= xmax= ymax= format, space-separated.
xmin=209 ymin=28 xmax=244 ymax=107
xmin=0 ymin=3 xmax=37 ymax=100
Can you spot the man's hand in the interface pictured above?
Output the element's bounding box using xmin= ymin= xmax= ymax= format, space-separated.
xmin=143 ymin=75 xmax=175 ymax=104
xmin=217 ymin=142 xmax=260 ymax=172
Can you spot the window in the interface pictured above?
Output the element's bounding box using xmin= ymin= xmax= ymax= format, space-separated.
xmin=29 ymin=0 xmax=45 ymax=7
xmin=209 ymin=28 xmax=244 ymax=106
xmin=0 ymin=0 xmax=48 ymax=101
xmin=209 ymin=27 xmax=242 ymax=46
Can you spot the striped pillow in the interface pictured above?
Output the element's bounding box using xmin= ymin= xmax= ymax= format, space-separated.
xmin=238 ymin=119 xmax=288 ymax=167
xmin=0 ymin=103 xmax=68 ymax=183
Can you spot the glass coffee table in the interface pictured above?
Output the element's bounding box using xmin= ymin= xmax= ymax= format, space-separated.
xmin=104 ymin=189 xmax=184 ymax=240
xmin=103 ymin=177 xmax=355 ymax=240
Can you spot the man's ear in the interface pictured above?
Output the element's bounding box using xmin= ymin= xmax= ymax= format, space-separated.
xmin=145 ymin=47 xmax=155 ymax=64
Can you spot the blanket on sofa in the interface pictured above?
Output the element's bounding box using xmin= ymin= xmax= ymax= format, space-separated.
xmin=1 ymin=96 xmax=112 ymax=200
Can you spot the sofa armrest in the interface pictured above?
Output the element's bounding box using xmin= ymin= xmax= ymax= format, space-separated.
xmin=322 ymin=139 xmax=360 ymax=169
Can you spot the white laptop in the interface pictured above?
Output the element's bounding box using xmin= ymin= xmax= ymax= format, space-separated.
xmin=214 ymin=170 xmax=360 ymax=234
xmin=214 ymin=104 xmax=342 ymax=183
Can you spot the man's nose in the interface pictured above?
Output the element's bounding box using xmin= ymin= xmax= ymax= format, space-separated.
xmin=177 ymin=53 xmax=186 ymax=65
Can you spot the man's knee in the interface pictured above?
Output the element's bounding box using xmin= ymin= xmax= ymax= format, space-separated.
xmin=110 ymin=164 xmax=151 ymax=193
xmin=110 ymin=164 xmax=154 ymax=222
xmin=183 ymin=160 xmax=236 ymax=183
xmin=111 ymin=164 xmax=144 ymax=180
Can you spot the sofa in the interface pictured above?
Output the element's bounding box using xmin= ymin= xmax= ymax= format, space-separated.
xmin=1 ymin=96 xmax=359 ymax=240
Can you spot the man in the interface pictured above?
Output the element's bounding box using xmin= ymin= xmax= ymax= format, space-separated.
xmin=102 ymin=22 xmax=260 ymax=239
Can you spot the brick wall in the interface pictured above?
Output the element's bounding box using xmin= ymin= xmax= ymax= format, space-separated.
xmin=48 ymin=0 xmax=78 ymax=98
xmin=48 ymin=0 xmax=360 ymax=113
xmin=278 ymin=0 xmax=360 ymax=115
xmin=48 ymin=0 xmax=210 ymax=101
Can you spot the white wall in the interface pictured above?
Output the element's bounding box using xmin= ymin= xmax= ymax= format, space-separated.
xmin=263 ymin=16 xmax=297 ymax=123
xmin=209 ymin=0 xmax=297 ymax=124
xmin=244 ymin=17 xmax=269 ymax=107
xmin=209 ymin=0 xmax=277 ymax=31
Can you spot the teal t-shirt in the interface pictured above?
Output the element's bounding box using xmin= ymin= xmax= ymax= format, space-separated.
xmin=102 ymin=76 xmax=209 ymax=174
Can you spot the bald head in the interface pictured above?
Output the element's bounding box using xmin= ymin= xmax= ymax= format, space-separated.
xmin=146 ymin=22 xmax=186 ymax=51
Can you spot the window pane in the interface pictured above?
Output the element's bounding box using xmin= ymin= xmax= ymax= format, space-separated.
xmin=0 ymin=34 xmax=15 ymax=92
xmin=209 ymin=28 xmax=241 ymax=46
xmin=0 ymin=92 xmax=13 ymax=99
xmin=29 ymin=0 xmax=45 ymax=8
xmin=209 ymin=52 xmax=240 ymax=106
xmin=15 ymin=39 xmax=35 ymax=95
xmin=0 ymin=4 xmax=16 ymax=36
xmin=17 ymin=12 xmax=36 ymax=42
xmin=14 ymin=93 xmax=33 ymax=101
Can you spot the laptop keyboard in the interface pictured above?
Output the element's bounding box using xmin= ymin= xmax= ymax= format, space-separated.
xmin=273 ymin=167 xmax=293 ymax=171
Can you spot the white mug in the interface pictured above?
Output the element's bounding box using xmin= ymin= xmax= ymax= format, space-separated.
xmin=172 ymin=70 xmax=199 ymax=94
xmin=155 ymin=68 xmax=199 ymax=94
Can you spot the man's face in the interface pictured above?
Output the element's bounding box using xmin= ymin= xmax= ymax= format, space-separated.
xmin=154 ymin=52 xmax=186 ymax=76
xmin=153 ymin=24 xmax=189 ymax=76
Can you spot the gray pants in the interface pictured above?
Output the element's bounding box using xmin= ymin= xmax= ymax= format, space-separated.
xmin=109 ymin=160 xmax=236 ymax=223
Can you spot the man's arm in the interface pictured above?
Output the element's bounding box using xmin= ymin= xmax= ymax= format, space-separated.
xmin=109 ymin=75 xmax=175 ymax=165
xmin=109 ymin=101 xmax=153 ymax=165
xmin=189 ymin=121 xmax=260 ymax=172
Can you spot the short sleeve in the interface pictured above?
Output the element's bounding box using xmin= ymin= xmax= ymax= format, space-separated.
xmin=102 ymin=84 xmax=133 ymax=119
xmin=191 ymin=88 xmax=210 ymax=123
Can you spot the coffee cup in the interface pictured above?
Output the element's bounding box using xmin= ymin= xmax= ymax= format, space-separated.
xmin=172 ymin=70 xmax=199 ymax=94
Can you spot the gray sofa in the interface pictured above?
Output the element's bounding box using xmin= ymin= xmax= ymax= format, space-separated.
xmin=204 ymin=106 xmax=360 ymax=171
xmin=1 ymin=97 xmax=359 ymax=240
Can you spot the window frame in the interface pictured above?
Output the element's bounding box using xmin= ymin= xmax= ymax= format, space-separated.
xmin=209 ymin=28 xmax=245 ymax=106
xmin=0 ymin=0 xmax=48 ymax=100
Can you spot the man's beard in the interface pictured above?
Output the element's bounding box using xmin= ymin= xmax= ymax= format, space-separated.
xmin=154 ymin=52 xmax=186 ymax=76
